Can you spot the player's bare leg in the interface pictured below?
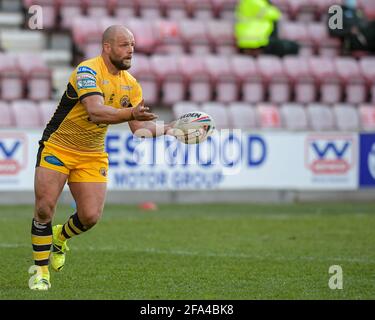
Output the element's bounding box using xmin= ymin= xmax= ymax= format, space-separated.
xmin=31 ymin=167 xmax=67 ymax=290
xmin=50 ymin=182 xmax=107 ymax=272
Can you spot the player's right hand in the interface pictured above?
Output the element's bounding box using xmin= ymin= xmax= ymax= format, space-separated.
xmin=131 ymin=99 xmax=158 ymax=121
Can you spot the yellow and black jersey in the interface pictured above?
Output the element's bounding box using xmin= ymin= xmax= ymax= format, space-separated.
xmin=41 ymin=55 xmax=142 ymax=152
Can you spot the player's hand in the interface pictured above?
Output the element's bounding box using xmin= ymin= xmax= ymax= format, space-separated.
xmin=131 ymin=99 xmax=158 ymax=121
xmin=164 ymin=121 xmax=176 ymax=136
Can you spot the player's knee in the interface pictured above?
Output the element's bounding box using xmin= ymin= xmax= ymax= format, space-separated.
xmin=35 ymin=201 xmax=55 ymax=222
xmin=80 ymin=211 xmax=102 ymax=229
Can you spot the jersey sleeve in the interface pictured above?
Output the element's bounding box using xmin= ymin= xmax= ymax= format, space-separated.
xmin=130 ymin=80 xmax=143 ymax=108
xmin=70 ymin=65 xmax=103 ymax=101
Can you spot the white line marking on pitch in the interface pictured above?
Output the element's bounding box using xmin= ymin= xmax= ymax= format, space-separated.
xmin=1 ymin=243 xmax=374 ymax=264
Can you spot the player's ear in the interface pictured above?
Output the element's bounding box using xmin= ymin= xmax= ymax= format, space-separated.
xmin=102 ymin=42 xmax=111 ymax=53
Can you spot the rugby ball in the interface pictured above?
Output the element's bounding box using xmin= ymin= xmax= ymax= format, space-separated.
xmin=172 ymin=111 xmax=215 ymax=144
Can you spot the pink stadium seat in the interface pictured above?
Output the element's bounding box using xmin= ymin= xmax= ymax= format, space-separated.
xmin=153 ymin=19 xmax=184 ymax=54
xmin=211 ymin=0 xmax=237 ymax=19
xmin=59 ymin=0 xmax=84 ymax=30
xmin=0 ymin=53 xmax=23 ymax=101
xmin=172 ymin=101 xmax=201 ymax=118
xmin=257 ymin=56 xmax=290 ymax=104
xmin=39 ymin=100 xmax=57 ymax=126
xmin=307 ymin=104 xmax=335 ymax=131
xmin=333 ymin=104 xmax=360 ymax=131
xmin=280 ymin=103 xmax=308 ymax=130
xmin=359 ymin=57 xmax=375 ymax=103
xmin=130 ymin=55 xmax=159 ymax=105
xmin=98 ymin=17 xmax=122 ymax=32
xmin=359 ymin=0 xmax=375 ymax=19
xmin=334 ymin=57 xmax=366 ymax=104
xmin=17 ymin=53 xmax=51 ymax=101
xmin=84 ymin=0 xmax=110 ymax=17
xmin=307 ymin=22 xmax=342 ymax=57
xmin=256 ymin=104 xmax=282 ymax=129
xmin=71 ymin=16 xmax=101 ymax=53
xmin=286 ymin=0 xmax=317 ymax=22
xmin=314 ymin=0 xmax=343 ymax=15
xmin=201 ymin=102 xmax=230 ymax=129
xmin=177 ymin=55 xmax=212 ymax=103
xmin=150 ymin=55 xmax=185 ymax=105
xmin=0 ymin=102 xmax=14 ymax=127
xmin=162 ymin=0 xmax=189 ymax=19
xmin=283 ymin=56 xmax=316 ymax=104
xmin=230 ymin=55 xmax=263 ymax=103
xmin=185 ymin=0 xmax=215 ymax=19
xmin=114 ymin=0 xmax=137 ymax=19
xmin=278 ymin=21 xmax=313 ymax=56
xmin=204 ymin=55 xmax=238 ymax=103
xmin=308 ymin=57 xmax=341 ymax=104
xmin=127 ymin=19 xmax=157 ymax=54
xmin=359 ymin=104 xmax=375 ymax=131
xmin=138 ymin=0 xmax=163 ymax=18
xmin=206 ymin=19 xmax=236 ymax=55
xmin=10 ymin=100 xmax=41 ymax=128
xmin=228 ymin=102 xmax=257 ymax=130
xmin=179 ymin=19 xmax=211 ymax=54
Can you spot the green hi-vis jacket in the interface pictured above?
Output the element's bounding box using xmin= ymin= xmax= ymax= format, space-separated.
xmin=235 ymin=0 xmax=281 ymax=49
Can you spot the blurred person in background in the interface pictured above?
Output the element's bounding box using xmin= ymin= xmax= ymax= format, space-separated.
xmin=235 ymin=0 xmax=300 ymax=57
xmin=328 ymin=0 xmax=375 ymax=54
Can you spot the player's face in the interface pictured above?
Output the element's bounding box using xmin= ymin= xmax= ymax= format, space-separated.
xmin=109 ymin=33 xmax=135 ymax=71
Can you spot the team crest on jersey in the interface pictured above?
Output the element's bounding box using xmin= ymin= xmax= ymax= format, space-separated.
xmin=120 ymin=95 xmax=131 ymax=108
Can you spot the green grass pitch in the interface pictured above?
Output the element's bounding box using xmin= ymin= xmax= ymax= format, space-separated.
xmin=0 ymin=203 xmax=374 ymax=300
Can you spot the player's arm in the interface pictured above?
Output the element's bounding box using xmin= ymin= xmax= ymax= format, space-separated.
xmin=81 ymin=95 xmax=158 ymax=124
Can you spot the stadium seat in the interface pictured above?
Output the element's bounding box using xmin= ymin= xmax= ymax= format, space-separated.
xmin=278 ymin=21 xmax=313 ymax=56
xmin=162 ymin=0 xmax=189 ymax=19
xmin=206 ymin=19 xmax=236 ymax=54
xmin=211 ymin=0 xmax=237 ymax=20
xmin=201 ymin=102 xmax=230 ymax=129
xmin=130 ymin=55 xmax=159 ymax=105
xmin=230 ymin=55 xmax=264 ymax=103
xmin=0 ymin=53 xmax=23 ymax=101
xmin=85 ymin=0 xmax=110 ymax=17
xmin=0 ymin=101 xmax=14 ymax=127
xmin=308 ymin=57 xmax=342 ymax=104
xmin=185 ymin=0 xmax=215 ymax=19
xmin=179 ymin=19 xmax=211 ymax=54
xmin=204 ymin=55 xmax=238 ymax=103
xmin=17 ymin=53 xmax=51 ymax=101
xmin=287 ymin=0 xmax=317 ymax=22
xmin=59 ymin=0 xmax=84 ymax=30
xmin=334 ymin=57 xmax=366 ymax=104
xmin=150 ymin=55 xmax=185 ymax=105
xmin=153 ymin=19 xmax=184 ymax=54
xmin=307 ymin=103 xmax=335 ymax=131
xmin=256 ymin=103 xmax=282 ymax=129
xmin=358 ymin=104 xmax=375 ymax=131
xmin=307 ymin=22 xmax=342 ymax=57
xmin=228 ymin=102 xmax=257 ymax=130
xmin=127 ymin=19 xmax=157 ymax=54
xmin=177 ymin=55 xmax=212 ymax=103
xmin=39 ymin=100 xmax=57 ymax=126
xmin=280 ymin=103 xmax=308 ymax=131
xmin=114 ymin=0 xmax=137 ymax=19
xmin=138 ymin=0 xmax=163 ymax=18
xmin=359 ymin=57 xmax=375 ymax=103
xmin=333 ymin=104 xmax=360 ymax=131
xmin=10 ymin=100 xmax=41 ymax=128
xmin=257 ymin=56 xmax=290 ymax=104
xmin=172 ymin=101 xmax=201 ymax=118
xmin=283 ymin=56 xmax=316 ymax=104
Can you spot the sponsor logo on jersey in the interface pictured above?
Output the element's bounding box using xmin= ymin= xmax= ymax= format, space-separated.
xmin=99 ymin=167 xmax=107 ymax=177
xmin=77 ymin=66 xmax=97 ymax=76
xmin=121 ymin=85 xmax=132 ymax=90
xmin=77 ymin=73 xmax=96 ymax=89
